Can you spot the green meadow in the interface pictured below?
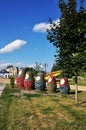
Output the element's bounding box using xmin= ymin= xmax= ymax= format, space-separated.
xmin=0 ymin=84 xmax=86 ymax=130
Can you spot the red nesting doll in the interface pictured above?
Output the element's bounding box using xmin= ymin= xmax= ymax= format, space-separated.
xmin=24 ymin=71 xmax=34 ymax=90
xmin=16 ymin=68 xmax=25 ymax=89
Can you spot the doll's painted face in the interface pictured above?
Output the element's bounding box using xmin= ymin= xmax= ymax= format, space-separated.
xmin=36 ymin=76 xmax=40 ymax=81
xmin=25 ymin=73 xmax=29 ymax=79
xmin=48 ymin=77 xmax=52 ymax=82
xmin=60 ymin=79 xmax=65 ymax=85
xmin=18 ymin=69 xmax=22 ymax=76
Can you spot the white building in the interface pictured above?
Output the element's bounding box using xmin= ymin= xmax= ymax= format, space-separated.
xmin=6 ymin=66 xmax=18 ymax=76
xmin=0 ymin=70 xmax=12 ymax=78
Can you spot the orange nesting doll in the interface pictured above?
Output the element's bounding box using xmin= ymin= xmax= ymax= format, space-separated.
xmin=46 ymin=75 xmax=57 ymax=93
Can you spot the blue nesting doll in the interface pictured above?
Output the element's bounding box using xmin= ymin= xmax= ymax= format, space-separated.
xmin=35 ymin=72 xmax=46 ymax=90
xmin=59 ymin=77 xmax=70 ymax=94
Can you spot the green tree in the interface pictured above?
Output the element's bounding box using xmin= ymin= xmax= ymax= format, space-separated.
xmin=34 ymin=62 xmax=43 ymax=71
xmin=47 ymin=0 xmax=86 ymax=78
xmin=9 ymin=76 xmax=15 ymax=88
xmin=51 ymin=62 xmax=61 ymax=72
xmin=24 ymin=67 xmax=33 ymax=73
xmin=47 ymin=0 xmax=86 ymax=103
xmin=6 ymin=65 xmax=13 ymax=69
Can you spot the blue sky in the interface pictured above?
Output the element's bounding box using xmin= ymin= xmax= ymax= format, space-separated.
xmin=0 ymin=0 xmax=86 ymax=72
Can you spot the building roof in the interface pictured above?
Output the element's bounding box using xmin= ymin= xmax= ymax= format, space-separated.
xmin=0 ymin=69 xmax=9 ymax=74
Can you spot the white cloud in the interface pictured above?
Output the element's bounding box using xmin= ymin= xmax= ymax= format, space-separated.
xmin=53 ymin=19 xmax=60 ymax=25
xmin=33 ymin=19 xmax=60 ymax=33
xmin=0 ymin=39 xmax=27 ymax=54
xmin=0 ymin=60 xmax=35 ymax=70
xmin=33 ymin=22 xmax=50 ymax=33
xmin=0 ymin=60 xmax=17 ymax=70
xmin=0 ymin=61 xmax=9 ymax=69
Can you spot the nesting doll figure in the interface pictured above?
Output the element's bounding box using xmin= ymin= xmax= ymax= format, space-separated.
xmin=16 ymin=68 xmax=25 ymax=89
xmin=59 ymin=77 xmax=70 ymax=94
xmin=35 ymin=72 xmax=46 ymax=90
xmin=46 ymin=75 xmax=57 ymax=93
xmin=24 ymin=71 xmax=34 ymax=90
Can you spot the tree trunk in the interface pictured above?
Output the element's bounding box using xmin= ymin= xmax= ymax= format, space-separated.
xmin=74 ymin=75 xmax=78 ymax=104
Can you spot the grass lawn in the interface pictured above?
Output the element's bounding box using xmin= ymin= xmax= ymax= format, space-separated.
xmin=0 ymin=84 xmax=86 ymax=130
xmin=69 ymin=79 xmax=86 ymax=86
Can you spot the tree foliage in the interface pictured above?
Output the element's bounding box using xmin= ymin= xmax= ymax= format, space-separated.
xmin=47 ymin=0 xmax=86 ymax=78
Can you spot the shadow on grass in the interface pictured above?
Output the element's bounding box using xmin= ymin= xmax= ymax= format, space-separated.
xmin=77 ymin=100 xmax=86 ymax=106
xmin=69 ymin=90 xmax=82 ymax=95
xmin=23 ymin=93 xmax=42 ymax=98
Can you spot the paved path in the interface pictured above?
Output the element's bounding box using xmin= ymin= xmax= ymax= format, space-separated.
xmin=70 ymin=85 xmax=86 ymax=91
xmin=0 ymin=83 xmax=6 ymax=97
xmin=57 ymin=84 xmax=86 ymax=91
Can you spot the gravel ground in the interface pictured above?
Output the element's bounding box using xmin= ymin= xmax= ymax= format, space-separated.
xmin=0 ymin=77 xmax=10 ymax=84
xmin=0 ymin=77 xmax=10 ymax=97
xmin=0 ymin=83 xmax=6 ymax=97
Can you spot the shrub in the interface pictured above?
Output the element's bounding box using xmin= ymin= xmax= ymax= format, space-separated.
xmin=9 ymin=76 xmax=15 ymax=88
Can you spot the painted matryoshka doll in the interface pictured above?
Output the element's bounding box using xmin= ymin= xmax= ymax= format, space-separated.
xmin=59 ymin=77 xmax=70 ymax=94
xmin=34 ymin=72 xmax=46 ymax=91
xmin=24 ymin=71 xmax=34 ymax=90
xmin=46 ymin=75 xmax=57 ymax=93
xmin=16 ymin=68 xmax=25 ymax=89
